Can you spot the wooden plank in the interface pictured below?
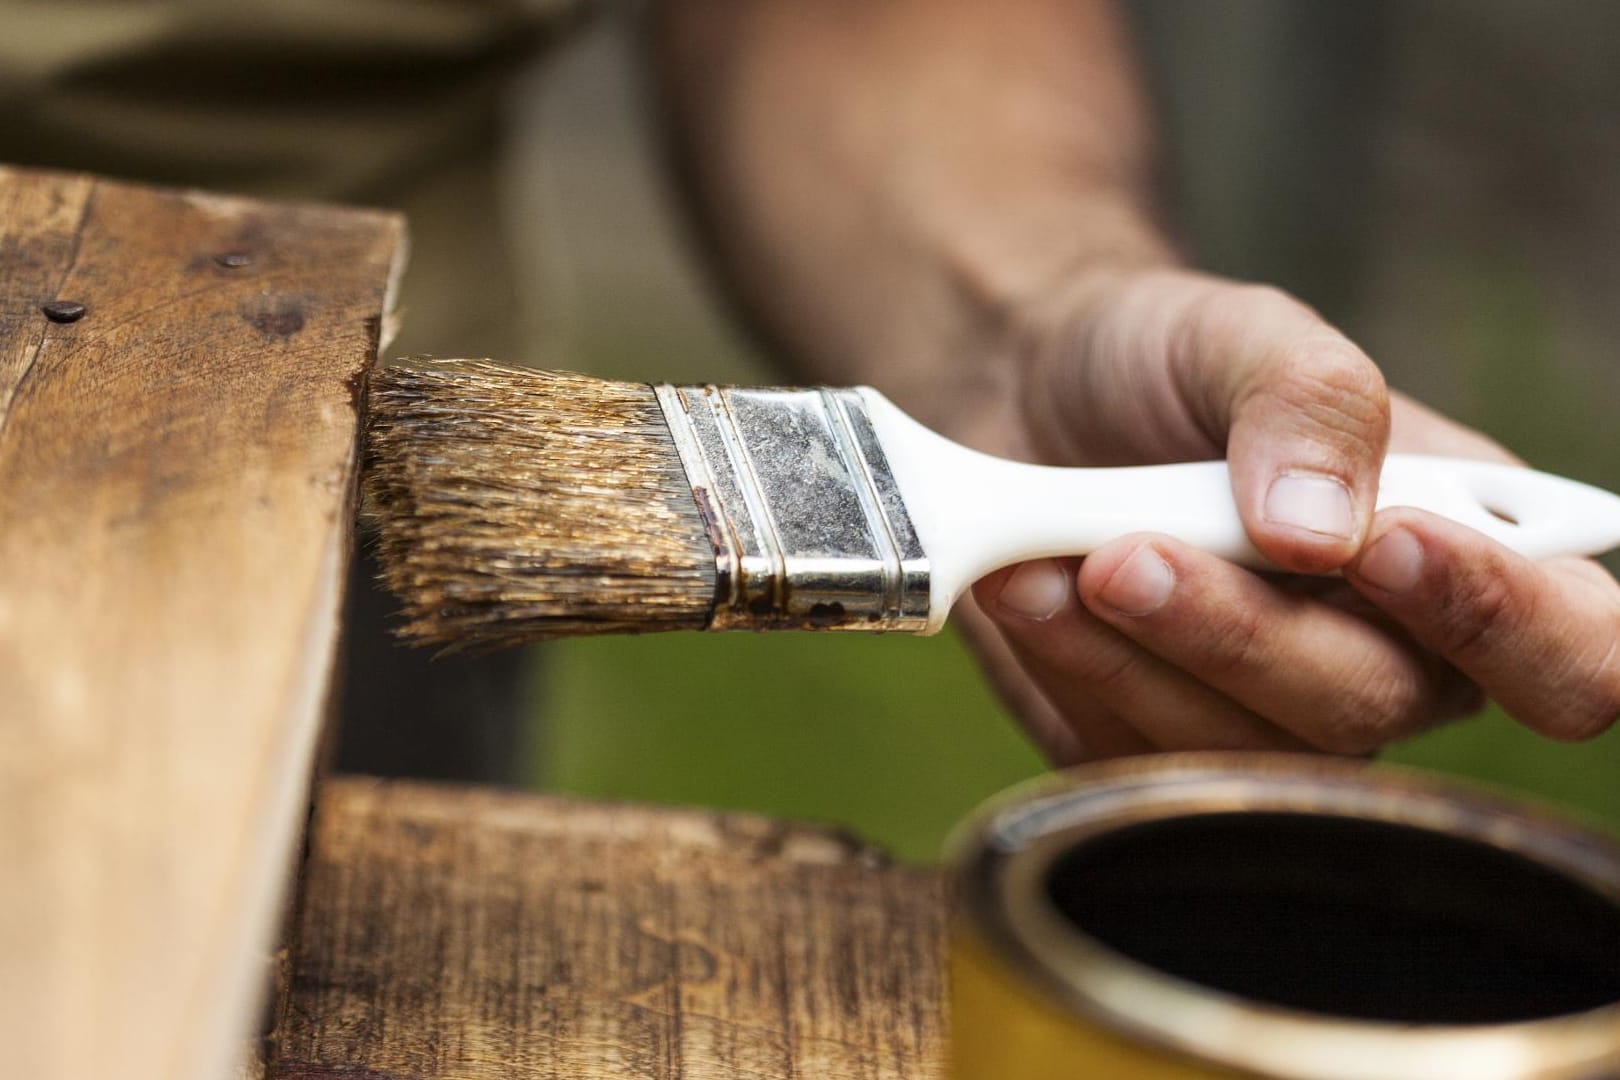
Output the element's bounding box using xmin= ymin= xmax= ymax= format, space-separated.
xmin=0 ymin=167 xmax=405 ymax=1080
xmin=272 ymin=778 xmax=948 ymax=1080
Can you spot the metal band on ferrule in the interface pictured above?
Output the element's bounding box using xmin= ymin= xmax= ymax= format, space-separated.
xmin=653 ymin=383 xmax=930 ymax=632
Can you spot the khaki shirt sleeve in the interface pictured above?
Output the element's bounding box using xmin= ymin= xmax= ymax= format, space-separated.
xmin=0 ymin=0 xmax=592 ymax=356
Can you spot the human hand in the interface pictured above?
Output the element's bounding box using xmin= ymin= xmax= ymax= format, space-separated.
xmin=964 ymin=268 xmax=1620 ymax=762
xmin=649 ymin=0 xmax=1620 ymax=758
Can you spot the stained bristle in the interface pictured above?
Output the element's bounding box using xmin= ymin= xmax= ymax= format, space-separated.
xmin=363 ymin=360 xmax=717 ymax=648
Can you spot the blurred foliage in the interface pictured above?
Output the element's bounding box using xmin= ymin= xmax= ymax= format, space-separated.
xmin=1389 ymin=708 xmax=1620 ymax=836
xmin=534 ymin=629 xmax=1045 ymax=863
xmin=537 ymin=631 xmax=1620 ymax=864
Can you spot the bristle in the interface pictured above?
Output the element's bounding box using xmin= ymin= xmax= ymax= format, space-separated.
xmin=363 ymin=359 xmax=717 ymax=649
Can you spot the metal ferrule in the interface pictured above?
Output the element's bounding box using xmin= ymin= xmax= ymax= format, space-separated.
xmin=653 ymin=383 xmax=930 ymax=632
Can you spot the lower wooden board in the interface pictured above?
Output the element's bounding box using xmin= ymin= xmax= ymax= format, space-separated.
xmin=0 ymin=167 xmax=404 ymax=1080
xmin=272 ymin=778 xmax=949 ymax=1080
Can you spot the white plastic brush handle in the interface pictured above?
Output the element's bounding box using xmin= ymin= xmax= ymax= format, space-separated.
xmin=859 ymin=390 xmax=1620 ymax=632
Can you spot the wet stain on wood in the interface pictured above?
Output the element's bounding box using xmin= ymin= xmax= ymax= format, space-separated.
xmin=242 ymin=294 xmax=308 ymax=337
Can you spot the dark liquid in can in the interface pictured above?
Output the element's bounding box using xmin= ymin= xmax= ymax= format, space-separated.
xmin=1045 ymin=811 xmax=1620 ymax=1024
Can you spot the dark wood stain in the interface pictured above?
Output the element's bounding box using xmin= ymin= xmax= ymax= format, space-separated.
xmin=242 ymin=294 xmax=308 ymax=337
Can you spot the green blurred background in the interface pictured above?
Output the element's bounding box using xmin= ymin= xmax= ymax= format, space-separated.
xmin=504 ymin=4 xmax=1620 ymax=862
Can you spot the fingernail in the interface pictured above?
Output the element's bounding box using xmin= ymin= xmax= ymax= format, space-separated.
xmin=1265 ymin=471 xmax=1355 ymax=540
xmin=1355 ymin=527 xmax=1424 ymax=592
xmin=1098 ymin=544 xmax=1174 ymax=616
xmin=997 ymin=559 xmax=1071 ymax=620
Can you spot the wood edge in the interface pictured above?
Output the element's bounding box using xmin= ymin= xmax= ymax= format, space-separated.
xmin=0 ymin=163 xmax=408 ymax=238
xmin=200 ymin=526 xmax=350 ymax=1080
xmin=315 ymin=775 xmax=911 ymax=872
xmin=250 ymin=226 xmax=405 ymax=1078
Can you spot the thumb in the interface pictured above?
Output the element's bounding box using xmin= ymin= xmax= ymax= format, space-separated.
xmin=1177 ymin=285 xmax=1390 ymax=574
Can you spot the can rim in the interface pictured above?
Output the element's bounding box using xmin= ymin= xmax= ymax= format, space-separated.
xmin=953 ymin=753 xmax=1620 ymax=1080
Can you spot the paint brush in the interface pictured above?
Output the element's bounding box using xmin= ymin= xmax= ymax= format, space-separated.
xmin=363 ymin=358 xmax=1620 ymax=650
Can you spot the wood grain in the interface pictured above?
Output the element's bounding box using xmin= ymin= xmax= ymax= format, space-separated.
xmin=0 ymin=167 xmax=404 ymax=1080
xmin=273 ymin=778 xmax=948 ymax=1080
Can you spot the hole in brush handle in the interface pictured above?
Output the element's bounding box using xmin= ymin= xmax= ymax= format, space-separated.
xmin=1375 ymin=454 xmax=1620 ymax=560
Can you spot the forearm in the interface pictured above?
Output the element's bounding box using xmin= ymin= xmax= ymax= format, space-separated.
xmin=649 ymin=0 xmax=1174 ymax=440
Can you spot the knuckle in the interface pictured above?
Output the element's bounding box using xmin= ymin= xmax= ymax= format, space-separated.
xmin=1080 ymin=646 xmax=1143 ymax=696
xmin=1434 ymin=564 xmax=1530 ymax=660
xmin=1310 ymin=665 xmax=1425 ymax=754
xmin=1261 ymin=339 xmax=1390 ymax=445
xmin=1201 ymin=605 xmax=1272 ymax=680
xmin=1280 ymin=335 xmax=1386 ymax=399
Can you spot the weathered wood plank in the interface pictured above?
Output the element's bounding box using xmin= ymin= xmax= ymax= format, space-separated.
xmin=273 ymin=779 xmax=948 ymax=1080
xmin=0 ymin=167 xmax=404 ymax=1080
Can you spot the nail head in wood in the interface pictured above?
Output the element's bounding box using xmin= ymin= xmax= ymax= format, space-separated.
xmin=41 ymin=300 xmax=86 ymax=323
xmin=213 ymin=251 xmax=253 ymax=269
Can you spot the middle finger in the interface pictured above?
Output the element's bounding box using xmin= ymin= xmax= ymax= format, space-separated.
xmin=1075 ymin=533 xmax=1476 ymax=753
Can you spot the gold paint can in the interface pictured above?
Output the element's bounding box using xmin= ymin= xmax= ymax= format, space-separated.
xmin=949 ymin=754 xmax=1620 ymax=1080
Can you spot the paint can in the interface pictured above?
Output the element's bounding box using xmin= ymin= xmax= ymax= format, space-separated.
xmin=949 ymin=754 xmax=1620 ymax=1080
